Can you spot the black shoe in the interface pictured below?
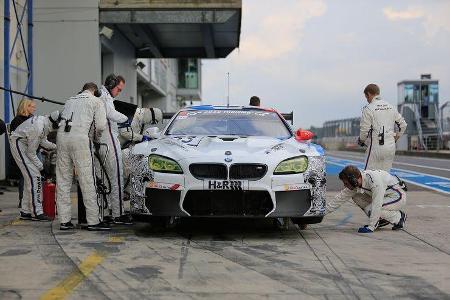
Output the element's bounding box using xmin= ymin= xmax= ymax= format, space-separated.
xmin=60 ymin=221 xmax=75 ymax=230
xmin=378 ymin=218 xmax=390 ymax=228
xmin=19 ymin=211 xmax=32 ymax=220
xmin=87 ymin=221 xmax=111 ymax=231
xmin=103 ymin=215 xmax=113 ymax=223
xmin=32 ymin=214 xmax=52 ymax=222
xmin=392 ymin=211 xmax=407 ymax=230
xmin=113 ymin=214 xmax=133 ymax=225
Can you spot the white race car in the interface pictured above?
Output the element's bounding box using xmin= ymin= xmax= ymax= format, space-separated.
xmin=125 ymin=105 xmax=326 ymax=226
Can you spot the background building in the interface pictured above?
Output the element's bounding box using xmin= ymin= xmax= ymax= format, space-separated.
xmin=313 ymin=74 xmax=449 ymax=151
xmin=1 ymin=0 xmax=242 ymax=180
xmin=397 ymin=74 xmax=443 ymax=150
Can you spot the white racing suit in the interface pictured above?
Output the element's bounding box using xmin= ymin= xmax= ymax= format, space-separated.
xmin=56 ymin=91 xmax=107 ymax=225
xmin=98 ymin=86 xmax=128 ymax=218
xmin=118 ymin=107 xmax=163 ymax=147
xmin=10 ymin=116 xmax=56 ymax=216
xmin=326 ymin=170 xmax=407 ymax=231
xmin=359 ymin=96 xmax=407 ymax=171
xmin=119 ymin=107 xmax=163 ymax=201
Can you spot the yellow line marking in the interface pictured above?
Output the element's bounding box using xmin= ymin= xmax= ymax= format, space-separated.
xmin=10 ymin=219 xmax=23 ymax=225
xmin=108 ymin=236 xmax=124 ymax=243
xmin=40 ymin=251 xmax=106 ymax=300
xmin=0 ymin=218 xmax=22 ymax=229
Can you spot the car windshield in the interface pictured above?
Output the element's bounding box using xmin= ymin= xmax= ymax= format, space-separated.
xmin=166 ymin=109 xmax=292 ymax=138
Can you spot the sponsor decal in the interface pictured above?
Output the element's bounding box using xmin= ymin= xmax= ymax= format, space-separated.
xmin=205 ymin=180 xmax=248 ymax=190
xmin=183 ymin=110 xmax=275 ymax=117
xmin=148 ymin=181 xmax=183 ymax=190
xmin=283 ymin=184 xmax=310 ymax=191
xmin=36 ymin=176 xmax=42 ymax=204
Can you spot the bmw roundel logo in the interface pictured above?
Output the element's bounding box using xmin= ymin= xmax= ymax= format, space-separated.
xmin=224 ymin=157 xmax=233 ymax=162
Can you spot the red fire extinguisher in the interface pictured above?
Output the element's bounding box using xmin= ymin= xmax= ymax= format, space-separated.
xmin=43 ymin=180 xmax=56 ymax=219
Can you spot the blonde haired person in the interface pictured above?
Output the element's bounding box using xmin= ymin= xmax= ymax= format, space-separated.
xmin=11 ymin=99 xmax=36 ymax=131
xmin=10 ymin=99 xmax=37 ymax=208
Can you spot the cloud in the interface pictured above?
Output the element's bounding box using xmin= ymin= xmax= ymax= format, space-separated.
xmin=237 ymin=0 xmax=327 ymax=61
xmin=383 ymin=7 xmax=424 ymax=21
xmin=203 ymin=1 xmax=450 ymax=128
xmin=383 ymin=3 xmax=450 ymax=37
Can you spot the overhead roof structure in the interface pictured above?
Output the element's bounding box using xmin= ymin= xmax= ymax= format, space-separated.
xmin=99 ymin=0 xmax=242 ymax=58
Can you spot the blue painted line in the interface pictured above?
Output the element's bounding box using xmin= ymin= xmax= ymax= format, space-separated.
xmin=326 ymin=163 xmax=343 ymax=175
xmin=326 ymin=156 xmax=450 ymax=195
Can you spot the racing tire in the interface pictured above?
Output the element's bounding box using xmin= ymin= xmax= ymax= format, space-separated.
xmin=298 ymin=224 xmax=308 ymax=230
xmin=149 ymin=216 xmax=177 ymax=229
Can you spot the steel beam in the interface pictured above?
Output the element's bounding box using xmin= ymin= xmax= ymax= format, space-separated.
xmin=100 ymin=0 xmax=242 ymax=10
xmin=100 ymin=10 xmax=237 ymax=24
xmin=28 ymin=0 xmax=33 ymax=95
xmin=202 ymin=24 xmax=215 ymax=58
xmin=133 ymin=25 xmax=162 ymax=58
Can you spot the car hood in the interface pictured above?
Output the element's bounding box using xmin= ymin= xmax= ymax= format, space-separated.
xmin=132 ymin=135 xmax=324 ymax=162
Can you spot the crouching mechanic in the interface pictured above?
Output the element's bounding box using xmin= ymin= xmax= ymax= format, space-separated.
xmin=56 ymin=83 xmax=109 ymax=231
xmin=9 ymin=111 xmax=60 ymax=221
xmin=326 ymin=165 xmax=407 ymax=233
xmin=118 ymin=107 xmax=163 ymax=147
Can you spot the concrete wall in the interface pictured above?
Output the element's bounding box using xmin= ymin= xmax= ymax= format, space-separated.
xmin=140 ymin=59 xmax=178 ymax=113
xmin=33 ymin=0 xmax=101 ymax=115
xmin=100 ymin=31 xmax=137 ymax=104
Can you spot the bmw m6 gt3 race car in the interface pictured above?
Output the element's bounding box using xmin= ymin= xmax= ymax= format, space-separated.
xmin=124 ymin=105 xmax=326 ymax=226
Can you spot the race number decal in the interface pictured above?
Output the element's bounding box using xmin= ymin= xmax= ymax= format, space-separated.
xmin=205 ymin=180 xmax=248 ymax=190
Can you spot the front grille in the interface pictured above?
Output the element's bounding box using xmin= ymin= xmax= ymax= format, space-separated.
xmin=230 ymin=164 xmax=267 ymax=180
xmin=189 ymin=163 xmax=227 ymax=180
xmin=183 ymin=190 xmax=273 ymax=216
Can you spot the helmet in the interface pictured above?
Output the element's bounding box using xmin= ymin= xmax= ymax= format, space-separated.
xmin=142 ymin=107 xmax=163 ymax=125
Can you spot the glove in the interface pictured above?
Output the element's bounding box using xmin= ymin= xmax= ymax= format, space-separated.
xmin=358 ymin=225 xmax=373 ymax=233
xmin=142 ymin=135 xmax=152 ymax=142
xmin=357 ymin=138 xmax=366 ymax=147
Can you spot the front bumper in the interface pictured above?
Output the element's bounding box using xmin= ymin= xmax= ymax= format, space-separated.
xmin=129 ymin=156 xmax=326 ymax=218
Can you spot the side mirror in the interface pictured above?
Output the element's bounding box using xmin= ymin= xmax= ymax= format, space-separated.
xmin=295 ymin=129 xmax=314 ymax=141
xmin=143 ymin=127 xmax=161 ymax=139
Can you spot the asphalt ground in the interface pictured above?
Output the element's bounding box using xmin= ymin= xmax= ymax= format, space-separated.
xmin=1 ymin=178 xmax=449 ymax=299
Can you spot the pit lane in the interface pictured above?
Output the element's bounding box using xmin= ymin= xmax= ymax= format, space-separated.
xmin=1 ymin=186 xmax=449 ymax=299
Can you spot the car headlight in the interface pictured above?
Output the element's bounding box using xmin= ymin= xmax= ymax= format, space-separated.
xmin=148 ymin=155 xmax=183 ymax=174
xmin=274 ymin=156 xmax=308 ymax=174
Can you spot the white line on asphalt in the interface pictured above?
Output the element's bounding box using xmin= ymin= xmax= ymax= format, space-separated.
xmin=328 ymin=153 xmax=450 ymax=172
xmin=330 ymin=151 xmax=450 ymax=163
xmin=416 ymin=205 xmax=450 ymax=208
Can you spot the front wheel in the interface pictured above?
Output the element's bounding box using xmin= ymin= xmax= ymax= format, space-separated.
xmin=149 ymin=216 xmax=177 ymax=229
xmin=298 ymin=224 xmax=308 ymax=230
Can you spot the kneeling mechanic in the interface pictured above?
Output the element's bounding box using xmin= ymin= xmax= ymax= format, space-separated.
xmin=326 ymin=165 xmax=407 ymax=233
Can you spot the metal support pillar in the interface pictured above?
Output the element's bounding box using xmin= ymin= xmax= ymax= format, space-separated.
xmin=4 ymin=0 xmax=11 ymax=123
xmin=27 ymin=0 xmax=33 ymax=95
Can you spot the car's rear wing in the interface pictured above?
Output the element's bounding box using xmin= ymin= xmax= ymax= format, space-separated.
xmin=163 ymin=111 xmax=294 ymax=125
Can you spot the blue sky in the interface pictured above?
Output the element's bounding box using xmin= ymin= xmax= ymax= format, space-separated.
xmin=202 ymin=0 xmax=450 ymax=128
